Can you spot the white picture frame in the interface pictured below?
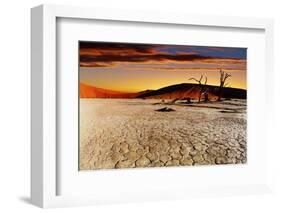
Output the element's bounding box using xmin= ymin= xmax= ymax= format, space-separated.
xmin=31 ymin=4 xmax=274 ymax=208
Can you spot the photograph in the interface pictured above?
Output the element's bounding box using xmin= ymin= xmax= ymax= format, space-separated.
xmin=79 ymin=41 xmax=247 ymax=170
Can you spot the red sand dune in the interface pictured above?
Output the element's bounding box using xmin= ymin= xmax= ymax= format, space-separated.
xmin=136 ymin=83 xmax=246 ymax=100
xmin=139 ymin=87 xmax=217 ymax=100
xmin=80 ymin=83 xmax=138 ymax=98
xmin=80 ymin=83 xmax=246 ymax=100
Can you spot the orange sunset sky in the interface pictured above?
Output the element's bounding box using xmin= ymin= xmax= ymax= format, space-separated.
xmin=79 ymin=42 xmax=247 ymax=92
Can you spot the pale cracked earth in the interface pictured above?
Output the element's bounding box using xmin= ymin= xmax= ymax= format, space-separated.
xmin=79 ymin=99 xmax=247 ymax=170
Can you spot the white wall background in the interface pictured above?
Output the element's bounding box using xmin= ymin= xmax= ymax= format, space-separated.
xmin=0 ymin=0 xmax=280 ymax=212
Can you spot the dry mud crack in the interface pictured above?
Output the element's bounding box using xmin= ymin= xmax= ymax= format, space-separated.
xmin=79 ymin=99 xmax=247 ymax=170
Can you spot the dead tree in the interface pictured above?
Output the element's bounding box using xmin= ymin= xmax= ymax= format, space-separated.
xmin=189 ymin=75 xmax=208 ymax=102
xmin=203 ymin=89 xmax=209 ymax=102
xmin=217 ymin=70 xmax=231 ymax=101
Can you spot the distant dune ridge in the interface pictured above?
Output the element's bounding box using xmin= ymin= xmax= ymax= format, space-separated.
xmin=80 ymin=83 xmax=246 ymax=100
xmin=136 ymin=83 xmax=246 ymax=100
xmin=80 ymin=83 xmax=138 ymax=98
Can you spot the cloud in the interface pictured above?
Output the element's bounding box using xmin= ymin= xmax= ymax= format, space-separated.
xmin=80 ymin=42 xmax=158 ymax=53
xmin=126 ymin=67 xmax=245 ymax=72
xmin=80 ymin=53 xmax=216 ymax=67
xmin=79 ymin=42 xmax=246 ymax=68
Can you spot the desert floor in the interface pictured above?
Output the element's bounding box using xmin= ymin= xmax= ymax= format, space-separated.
xmin=79 ymin=99 xmax=247 ymax=170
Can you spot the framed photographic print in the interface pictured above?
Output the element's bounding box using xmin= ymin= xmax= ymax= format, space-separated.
xmin=79 ymin=41 xmax=247 ymax=170
xmin=31 ymin=4 xmax=274 ymax=208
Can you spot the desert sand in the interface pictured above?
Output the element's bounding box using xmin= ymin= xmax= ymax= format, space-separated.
xmin=79 ymin=99 xmax=247 ymax=170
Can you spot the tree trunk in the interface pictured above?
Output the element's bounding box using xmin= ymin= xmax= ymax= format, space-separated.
xmin=204 ymin=92 xmax=209 ymax=102
xmin=217 ymin=85 xmax=223 ymax=101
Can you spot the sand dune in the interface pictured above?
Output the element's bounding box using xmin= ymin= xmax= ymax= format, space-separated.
xmin=137 ymin=85 xmax=217 ymax=100
xmin=137 ymin=83 xmax=246 ymax=100
xmin=80 ymin=83 xmax=138 ymax=98
xmin=80 ymin=83 xmax=246 ymax=100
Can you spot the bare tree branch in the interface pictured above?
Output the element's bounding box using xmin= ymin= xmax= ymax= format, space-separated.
xmin=199 ymin=74 xmax=203 ymax=83
xmin=189 ymin=77 xmax=200 ymax=83
xmin=189 ymin=75 xmax=208 ymax=102
xmin=217 ymin=70 xmax=231 ymax=101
